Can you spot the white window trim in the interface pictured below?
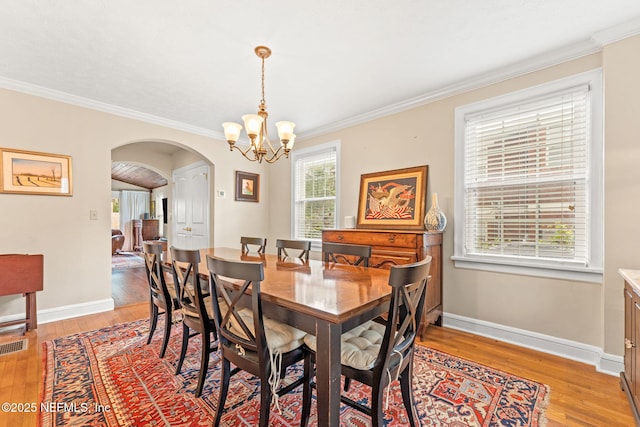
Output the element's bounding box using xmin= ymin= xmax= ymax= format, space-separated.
xmin=290 ymin=140 xmax=341 ymax=247
xmin=453 ymin=69 xmax=603 ymax=283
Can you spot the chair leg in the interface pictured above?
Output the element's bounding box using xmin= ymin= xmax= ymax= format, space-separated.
xmin=213 ymin=359 xmax=231 ymax=427
xmin=159 ymin=307 xmax=172 ymax=358
xmin=300 ymin=354 xmax=312 ymax=427
xmin=147 ymin=303 xmax=158 ymax=345
xmin=400 ymin=362 xmax=418 ymax=427
xmin=259 ymin=376 xmax=272 ymax=427
xmin=175 ymin=322 xmax=190 ymax=375
xmin=195 ymin=330 xmax=211 ymax=397
xmin=371 ymin=383 xmax=385 ymax=427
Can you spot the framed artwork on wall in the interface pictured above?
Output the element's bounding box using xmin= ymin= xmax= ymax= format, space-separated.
xmin=0 ymin=148 xmax=73 ymax=196
xmin=356 ymin=165 xmax=428 ymax=230
xmin=235 ymin=170 xmax=259 ymax=202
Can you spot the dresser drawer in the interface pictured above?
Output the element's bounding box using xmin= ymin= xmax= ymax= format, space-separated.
xmin=370 ymin=250 xmax=418 ymax=269
xmin=322 ymin=230 xmax=417 ymax=249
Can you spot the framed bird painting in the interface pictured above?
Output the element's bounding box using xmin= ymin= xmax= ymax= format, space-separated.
xmin=356 ymin=165 xmax=428 ymax=230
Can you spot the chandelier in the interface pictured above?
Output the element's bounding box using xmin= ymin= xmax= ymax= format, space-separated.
xmin=222 ymin=46 xmax=296 ymax=164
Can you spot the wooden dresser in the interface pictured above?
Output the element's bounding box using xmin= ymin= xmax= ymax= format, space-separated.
xmin=322 ymin=228 xmax=443 ymax=335
xmin=620 ymin=268 xmax=640 ymax=424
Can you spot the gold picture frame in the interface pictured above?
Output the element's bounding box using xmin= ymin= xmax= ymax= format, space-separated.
xmin=0 ymin=148 xmax=72 ymax=196
xmin=235 ymin=170 xmax=259 ymax=202
xmin=356 ymin=165 xmax=428 ymax=230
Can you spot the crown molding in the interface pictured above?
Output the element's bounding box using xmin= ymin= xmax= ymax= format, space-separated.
xmin=299 ymin=38 xmax=604 ymax=140
xmin=592 ymin=15 xmax=640 ymax=45
xmin=0 ymin=76 xmax=226 ymax=141
xmin=300 ymin=18 xmax=640 ymax=140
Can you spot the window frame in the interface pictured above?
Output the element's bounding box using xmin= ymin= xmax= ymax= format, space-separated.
xmin=453 ymin=69 xmax=603 ymax=283
xmin=290 ymin=140 xmax=340 ymax=246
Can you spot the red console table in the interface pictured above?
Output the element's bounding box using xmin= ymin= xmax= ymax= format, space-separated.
xmin=0 ymin=254 xmax=43 ymax=331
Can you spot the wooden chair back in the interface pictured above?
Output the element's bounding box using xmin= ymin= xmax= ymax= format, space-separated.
xmin=169 ymin=247 xmax=206 ymax=318
xmin=143 ymin=242 xmax=172 ymax=309
xmin=322 ymin=242 xmax=372 ymax=267
xmin=377 ymin=256 xmax=431 ymax=371
xmin=207 ymin=256 xmax=266 ymax=355
xmin=240 ymin=236 xmax=267 ymax=254
xmin=276 ymin=239 xmax=312 ymax=260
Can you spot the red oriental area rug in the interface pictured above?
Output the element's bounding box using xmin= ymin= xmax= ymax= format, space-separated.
xmin=40 ymin=319 xmax=549 ymax=426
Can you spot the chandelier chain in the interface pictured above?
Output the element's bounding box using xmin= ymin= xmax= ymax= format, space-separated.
xmin=260 ymin=56 xmax=266 ymax=106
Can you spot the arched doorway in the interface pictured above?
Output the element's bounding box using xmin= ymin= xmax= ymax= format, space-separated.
xmin=110 ymin=140 xmax=213 ymax=307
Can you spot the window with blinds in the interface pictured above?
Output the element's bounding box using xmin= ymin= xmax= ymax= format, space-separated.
xmin=291 ymin=142 xmax=339 ymax=241
xmin=454 ymin=70 xmax=603 ymax=281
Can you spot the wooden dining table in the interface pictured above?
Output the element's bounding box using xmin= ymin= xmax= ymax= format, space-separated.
xmin=164 ymin=247 xmax=392 ymax=427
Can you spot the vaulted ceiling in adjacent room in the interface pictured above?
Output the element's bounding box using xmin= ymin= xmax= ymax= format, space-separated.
xmin=111 ymin=162 xmax=167 ymax=190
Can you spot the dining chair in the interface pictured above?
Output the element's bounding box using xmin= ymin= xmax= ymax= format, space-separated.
xmin=240 ymin=236 xmax=267 ymax=254
xmin=206 ymin=255 xmax=312 ymax=427
xmin=303 ymin=256 xmax=432 ymax=427
xmin=170 ymin=246 xmax=218 ymax=398
xmin=322 ymin=242 xmax=372 ymax=266
xmin=142 ymin=242 xmax=177 ymax=358
xmin=276 ymin=239 xmax=312 ymax=260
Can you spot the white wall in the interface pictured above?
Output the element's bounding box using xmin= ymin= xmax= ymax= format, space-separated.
xmin=0 ymin=88 xmax=268 ymax=322
xmin=603 ymin=35 xmax=640 ymax=355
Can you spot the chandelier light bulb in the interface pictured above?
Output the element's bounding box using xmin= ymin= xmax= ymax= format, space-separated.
xmin=242 ymin=114 xmax=263 ymax=139
xmin=222 ymin=122 xmax=242 ymax=143
xmin=276 ymin=121 xmax=296 ymax=143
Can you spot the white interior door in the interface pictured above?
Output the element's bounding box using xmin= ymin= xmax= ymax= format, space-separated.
xmin=172 ymin=162 xmax=210 ymax=250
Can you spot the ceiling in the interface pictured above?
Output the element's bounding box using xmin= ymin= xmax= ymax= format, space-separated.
xmin=111 ymin=161 xmax=168 ymax=190
xmin=1 ymin=1 xmax=640 ymax=143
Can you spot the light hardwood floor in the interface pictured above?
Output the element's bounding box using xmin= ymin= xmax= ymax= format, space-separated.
xmin=0 ymin=266 xmax=635 ymax=426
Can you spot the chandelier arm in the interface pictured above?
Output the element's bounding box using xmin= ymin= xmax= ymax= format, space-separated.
xmin=267 ymin=144 xmax=283 ymax=160
xmin=263 ymin=148 xmax=290 ymax=164
xmin=263 ymin=135 xmax=278 ymax=153
xmin=232 ymin=144 xmax=260 ymax=162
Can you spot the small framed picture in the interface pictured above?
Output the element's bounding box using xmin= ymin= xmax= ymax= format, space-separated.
xmin=0 ymin=148 xmax=73 ymax=196
xmin=235 ymin=171 xmax=259 ymax=202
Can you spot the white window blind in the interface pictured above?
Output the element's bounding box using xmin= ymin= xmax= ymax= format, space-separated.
xmin=464 ymin=85 xmax=591 ymax=265
xmin=292 ymin=143 xmax=338 ymax=241
xmin=454 ymin=70 xmax=604 ymax=282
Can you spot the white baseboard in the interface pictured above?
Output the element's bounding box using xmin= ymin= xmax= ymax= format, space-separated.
xmin=0 ymin=299 xmax=115 ymax=330
xmin=443 ymin=312 xmax=623 ymax=376
xmin=38 ymin=299 xmax=115 ymax=324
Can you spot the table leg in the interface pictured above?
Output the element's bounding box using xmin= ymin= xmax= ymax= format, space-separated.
xmin=315 ymin=320 xmax=341 ymax=427
xmin=25 ymin=292 xmax=37 ymax=331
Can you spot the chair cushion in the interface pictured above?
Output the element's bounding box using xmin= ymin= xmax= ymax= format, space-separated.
xmin=228 ymin=308 xmax=307 ymax=354
xmin=303 ymin=320 xmax=386 ymax=370
xmin=182 ymin=295 xmax=215 ymax=319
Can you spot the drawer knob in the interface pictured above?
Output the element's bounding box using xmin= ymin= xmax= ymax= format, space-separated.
xmin=626 ymin=338 xmax=634 ymax=349
xmin=388 ymin=234 xmax=396 ymax=243
xmin=337 ymin=234 xmax=344 ymax=241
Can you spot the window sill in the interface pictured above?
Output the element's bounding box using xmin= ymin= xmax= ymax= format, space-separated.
xmin=451 ymin=256 xmax=603 ymax=283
